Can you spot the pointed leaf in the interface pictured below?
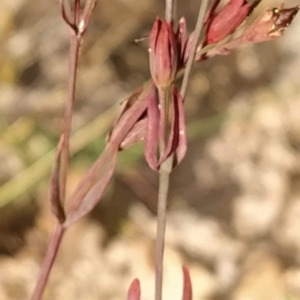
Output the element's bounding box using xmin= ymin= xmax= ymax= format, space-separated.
xmin=174 ymin=86 xmax=187 ymax=165
xmin=65 ymin=151 xmax=117 ymax=227
xmin=177 ymin=17 xmax=188 ymax=66
xmin=80 ymin=0 xmax=97 ymax=35
xmin=65 ymin=85 xmax=153 ymax=221
xmin=182 ymin=266 xmax=192 ymax=300
xmin=127 ymin=279 xmax=141 ymax=300
xmin=108 ymin=83 xmax=151 ymax=145
xmin=65 ymin=144 xmax=117 ymax=221
xmin=159 ymin=85 xmax=187 ymax=168
xmin=120 ymin=118 xmax=147 ymax=150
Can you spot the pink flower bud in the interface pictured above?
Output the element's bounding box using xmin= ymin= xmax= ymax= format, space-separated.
xmin=206 ymin=0 xmax=251 ymax=44
xmin=149 ymin=18 xmax=178 ymax=88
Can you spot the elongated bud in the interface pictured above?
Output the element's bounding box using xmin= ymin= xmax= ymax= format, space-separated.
xmin=149 ymin=18 xmax=178 ymax=88
xmin=206 ymin=0 xmax=252 ymax=44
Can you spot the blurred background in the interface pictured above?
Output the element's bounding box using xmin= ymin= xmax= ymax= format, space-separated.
xmin=1 ymin=0 xmax=300 ymax=299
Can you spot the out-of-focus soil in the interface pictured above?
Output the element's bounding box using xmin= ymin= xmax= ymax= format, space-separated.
xmin=1 ymin=0 xmax=300 ymax=299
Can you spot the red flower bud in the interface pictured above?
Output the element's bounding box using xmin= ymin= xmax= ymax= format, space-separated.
xmin=206 ymin=0 xmax=251 ymax=44
xmin=149 ymin=18 xmax=178 ymax=88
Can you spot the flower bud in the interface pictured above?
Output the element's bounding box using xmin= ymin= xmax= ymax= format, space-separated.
xmin=149 ymin=18 xmax=178 ymax=88
xmin=206 ymin=0 xmax=251 ymax=44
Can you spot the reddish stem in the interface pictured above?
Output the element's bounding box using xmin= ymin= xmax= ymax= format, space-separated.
xmin=30 ymin=225 xmax=65 ymax=300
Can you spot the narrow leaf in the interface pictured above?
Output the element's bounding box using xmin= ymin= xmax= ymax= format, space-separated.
xmin=144 ymin=84 xmax=160 ymax=170
xmin=174 ymin=86 xmax=187 ymax=165
xmin=108 ymin=83 xmax=151 ymax=145
xmin=65 ymin=152 xmax=117 ymax=227
xmin=66 ymin=144 xmax=117 ymax=218
xmin=80 ymin=0 xmax=97 ymax=35
xmin=159 ymin=85 xmax=187 ymax=168
xmin=49 ymin=135 xmax=65 ymax=223
xmin=66 ymin=84 xmax=153 ymax=218
xmin=120 ymin=118 xmax=147 ymax=150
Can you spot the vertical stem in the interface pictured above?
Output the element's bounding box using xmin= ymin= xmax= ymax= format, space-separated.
xmin=60 ymin=36 xmax=81 ymax=200
xmin=165 ymin=0 xmax=175 ymax=23
xmin=155 ymin=156 xmax=172 ymax=300
xmin=180 ymin=0 xmax=210 ymax=98
xmin=154 ymin=1 xmax=210 ymax=299
xmin=30 ymin=225 xmax=65 ymax=300
xmin=155 ymin=87 xmax=172 ymax=300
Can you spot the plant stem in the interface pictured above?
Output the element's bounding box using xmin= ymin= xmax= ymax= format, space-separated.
xmin=180 ymin=0 xmax=210 ymax=98
xmin=60 ymin=35 xmax=81 ymax=201
xmin=30 ymin=225 xmax=65 ymax=300
xmin=154 ymin=1 xmax=210 ymax=299
xmin=165 ymin=0 xmax=176 ymax=23
xmin=155 ymin=86 xmax=172 ymax=300
xmin=155 ymin=155 xmax=172 ymax=300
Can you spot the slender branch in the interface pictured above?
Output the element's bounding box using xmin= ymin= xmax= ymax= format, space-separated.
xmin=30 ymin=225 xmax=65 ymax=300
xmin=180 ymin=0 xmax=210 ymax=98
xmin=155 ymin=155 xmax=172 ymax=300
xmin=154 ymin=1 xmax=178 ymax=297
xmin=155 ymin=86 xmax=172 ymax=300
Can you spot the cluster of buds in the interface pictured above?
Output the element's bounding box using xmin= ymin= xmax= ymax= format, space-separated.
xmin=197 ymin=0 xmax=300 ymax=58
xmin=109 ymin=17 xmax=191 ymax=171
xmin=107 ymin=2 xmax=300 ymax=298
xmin=145 ymin=18 xmax=188 ymax=170
xmin=111 ymin=1 xmax=300 ymax=169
